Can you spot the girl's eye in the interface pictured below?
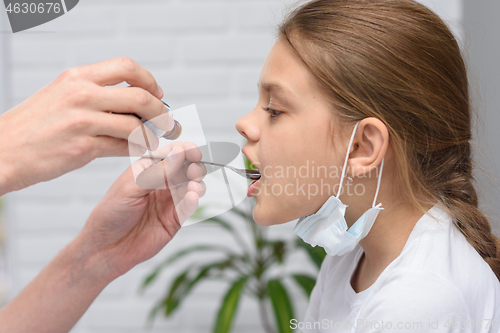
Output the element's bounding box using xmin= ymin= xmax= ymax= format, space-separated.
xmin=262 ymin=107 xmax=282 ymax=119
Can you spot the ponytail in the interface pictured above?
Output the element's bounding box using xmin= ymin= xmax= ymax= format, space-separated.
xmin=440 ymin=143 xmax=500 ymax=277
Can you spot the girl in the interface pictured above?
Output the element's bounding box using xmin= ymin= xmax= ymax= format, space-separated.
xmin=236 ymin=0 xmax=500 ymax=331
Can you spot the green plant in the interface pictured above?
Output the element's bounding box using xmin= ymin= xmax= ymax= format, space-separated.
xmin=140 ymin=160 xmax=326 ymax=333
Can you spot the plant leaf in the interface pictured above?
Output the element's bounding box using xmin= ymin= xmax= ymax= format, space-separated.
xmin=291 ymin=274 xmax=316 ymax=298
xmin=204 ymin=216 xmax=252 ymax=256
xmin=295 ymin=238 xmax=326 ymax=269
xmin=205 ymin=216 xmax=235 ymax=232
xmin=272 ymin=241 xmax=286 ymax=264
xmin=260 ymin=240 xmax=287 ymax=272
xmin=213 ymin=276 xmax=248 ymax=333
xmin=140 ymin=245 xmax=231 ymax=292
xmin=163 ymin=268 xmax=191 ymax=317
xmin=184 ymin=259 xmax=235 ymax=297
xmin=267 ymin=279 xmax=294 ymax=333
xmin=244 ymin=155 xmax=257 ymax=170
xmin=228 ymin=206 xmax=253 ymax=223
xmin=146 ymin=301 xmax=163 ymax=327
xmin=158 ymin=259 xmax=238 ymax=318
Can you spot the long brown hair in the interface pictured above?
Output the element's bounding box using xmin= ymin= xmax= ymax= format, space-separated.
xmin=279 ymin=0 xmax=500 ymax=279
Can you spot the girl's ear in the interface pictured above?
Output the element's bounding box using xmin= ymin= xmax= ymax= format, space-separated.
xmin=349 ymin=118 xmax=388 ymax=177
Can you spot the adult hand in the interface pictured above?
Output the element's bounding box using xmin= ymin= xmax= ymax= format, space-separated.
xmin=77 ymin=142 xmax=207 ymax=280
xmin=0 ymin=57 xmax=170 ymax=196
xmin=0 ymin=142 xmax=206 ymax=333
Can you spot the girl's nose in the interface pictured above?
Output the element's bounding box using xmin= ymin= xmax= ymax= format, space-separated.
xmin=236 ymin=112 xmax=260 ymax=142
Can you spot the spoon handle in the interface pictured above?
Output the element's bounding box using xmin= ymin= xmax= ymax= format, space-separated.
xmin=139 ymin=156 xmax=261 ymax=180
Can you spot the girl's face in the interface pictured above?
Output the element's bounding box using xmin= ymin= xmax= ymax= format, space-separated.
xmin=236 ymin=38 xmax=348 ymax=226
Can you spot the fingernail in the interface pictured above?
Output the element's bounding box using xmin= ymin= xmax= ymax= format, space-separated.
xmin=168 ymin=146 xmax=178 ymax=161
xmin=157 ymin=85 xmax=164 ymax=98
xmin=196 ymin=163 xmax=206 ymax=176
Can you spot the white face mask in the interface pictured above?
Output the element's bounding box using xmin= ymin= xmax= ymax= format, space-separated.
xmin=294 ymin=122 xmax=385 ymax=256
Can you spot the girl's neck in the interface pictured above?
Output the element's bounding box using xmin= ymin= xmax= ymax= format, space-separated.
xmin=350 ymin=201 xmax=432 ymax=293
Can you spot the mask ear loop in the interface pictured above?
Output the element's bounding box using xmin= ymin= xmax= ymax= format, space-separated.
xmin=336 ymin=122 xmax=360 ymax=199
xmin=372 ymin=158 xmax=384 ymax=208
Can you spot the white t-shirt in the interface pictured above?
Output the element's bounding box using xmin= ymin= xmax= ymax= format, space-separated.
xmin=300 ymin=204 xmax=500 ymax=333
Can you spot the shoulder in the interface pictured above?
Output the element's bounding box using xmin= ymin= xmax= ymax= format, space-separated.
xmin=361 ymin=269 xmax=471 ymax=325
xmin=372 ymin=268 xmax=468 ymax=307
xmin=397 ymin=204 xmax=498 ymax=288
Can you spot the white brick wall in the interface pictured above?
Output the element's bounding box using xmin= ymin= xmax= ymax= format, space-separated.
xmin=2 ymin=0 xmax=462 ymax=332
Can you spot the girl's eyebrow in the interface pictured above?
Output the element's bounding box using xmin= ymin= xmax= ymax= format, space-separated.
xmin=257 ymin=81 xmax=295 ymax=98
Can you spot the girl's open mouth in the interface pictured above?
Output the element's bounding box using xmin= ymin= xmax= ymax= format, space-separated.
xmin=247 ymin=179 xmax=260 ymax=197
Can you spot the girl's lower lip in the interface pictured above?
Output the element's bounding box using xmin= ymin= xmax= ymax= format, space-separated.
xmin=247 ymin=179 xmax=260 ymax=197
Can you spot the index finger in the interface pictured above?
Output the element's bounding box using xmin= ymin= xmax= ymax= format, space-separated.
xmin=77 ymin=57 xmax=163 ymax=99
xmin=152 ymin=142 xmax=202 ymax=163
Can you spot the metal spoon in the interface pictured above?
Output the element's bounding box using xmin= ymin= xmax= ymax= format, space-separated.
xmin=140 ymin=155 xmax=261 ymax=180
xmin=199 ymin=160 xmax=261 ymax=180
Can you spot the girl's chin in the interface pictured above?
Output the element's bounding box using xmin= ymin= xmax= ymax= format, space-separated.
xmin=252 ymin=202 xmax=296 ymax=226
xmin=251 ymin=205 xmax=272 ymax=226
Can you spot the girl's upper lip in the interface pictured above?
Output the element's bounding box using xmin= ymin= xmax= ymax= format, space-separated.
xmin=242 ymin=148 xmax=259 ymax=170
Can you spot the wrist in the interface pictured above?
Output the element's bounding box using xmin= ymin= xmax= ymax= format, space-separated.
xmin=0 ymin=229 xmax=118 ymax=333
xmin=0 ymin=160 xmax=14 ymax=197
xmin=0 ymin=117 xmax=10 ymax=196
xmin=63 ymin=234 xmax=120 ymax=289
xmin=0 ymin=140 xmax=16 ymax=197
